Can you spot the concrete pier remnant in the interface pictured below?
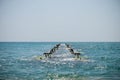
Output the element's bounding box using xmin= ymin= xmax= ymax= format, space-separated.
xmin=43 ymin=43 xmax=81 ymax=59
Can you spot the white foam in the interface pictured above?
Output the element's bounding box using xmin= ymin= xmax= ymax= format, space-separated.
xmin=61 ymin=58 xmax=75 ymax=61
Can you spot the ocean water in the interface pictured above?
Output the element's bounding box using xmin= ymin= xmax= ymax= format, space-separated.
xmin=0 ymin=42 xmax=120 ymax=80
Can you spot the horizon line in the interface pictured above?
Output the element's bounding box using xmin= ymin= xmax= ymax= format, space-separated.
xmin=0 ymin=41 xmax=120 ymax=42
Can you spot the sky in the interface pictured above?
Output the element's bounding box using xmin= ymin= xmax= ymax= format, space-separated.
xmin=0 ymin=0 xmax=120 ymax=42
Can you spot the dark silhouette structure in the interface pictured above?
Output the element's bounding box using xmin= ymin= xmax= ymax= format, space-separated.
xmin=43 ymin=43 xmax=81 ymax=59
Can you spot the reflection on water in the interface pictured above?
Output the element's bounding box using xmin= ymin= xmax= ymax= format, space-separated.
xmin=0 ymin=42 xmax=120 ymax=80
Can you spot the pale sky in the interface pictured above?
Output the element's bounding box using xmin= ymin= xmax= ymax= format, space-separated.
xmin=0 ymin=0 xmax=120 ymax=42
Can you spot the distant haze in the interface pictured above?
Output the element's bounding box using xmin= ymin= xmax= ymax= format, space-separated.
xmin=0 ymin=0 xmax=120 ymax=42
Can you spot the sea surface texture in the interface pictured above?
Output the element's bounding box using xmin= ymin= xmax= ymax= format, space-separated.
xmin=0 ymin=42 xmax=120 ymax=80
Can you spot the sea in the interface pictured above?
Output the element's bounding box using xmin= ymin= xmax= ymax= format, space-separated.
xmin=0 ymin=42 xmax=120 ymax=80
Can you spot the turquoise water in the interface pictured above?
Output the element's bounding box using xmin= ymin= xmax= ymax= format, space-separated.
xmin=0 ymin=42 xmax=120 ymax=80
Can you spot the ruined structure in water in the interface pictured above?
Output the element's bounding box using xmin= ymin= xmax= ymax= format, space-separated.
xmin=43 ymin=43 xmax=81 ymax=60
